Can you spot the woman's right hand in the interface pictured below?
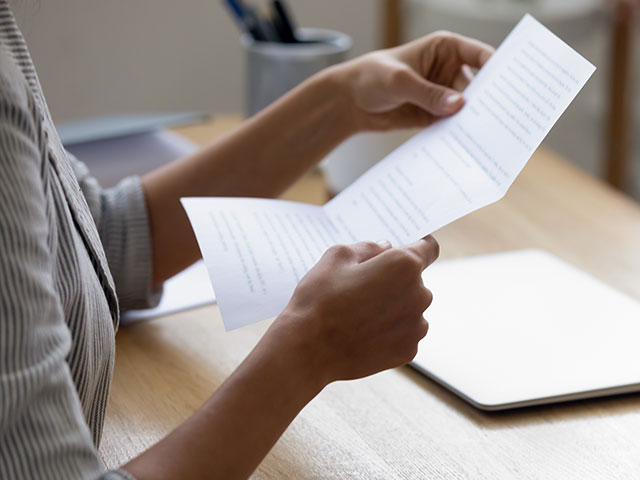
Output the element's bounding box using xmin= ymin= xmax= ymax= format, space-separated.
xmin=125 ymin=236 xmax=438 ymax=480
xmin=269 ymin=236 xmax=439 ymax=386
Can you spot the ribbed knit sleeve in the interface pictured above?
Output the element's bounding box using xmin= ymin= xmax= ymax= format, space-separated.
xmin=72 ymin=159 xmax=162 ymax=311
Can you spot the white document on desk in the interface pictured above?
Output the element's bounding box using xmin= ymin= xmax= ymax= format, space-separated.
xmin=121 ymin=260 xmax=216 ymax=323
xmin=182 ymin=14 xmax=596 ymax=330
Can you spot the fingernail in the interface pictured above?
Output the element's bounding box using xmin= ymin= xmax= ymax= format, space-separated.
xmin=376 ymin=240 xmax=392 ymax=249
xmin=444 ymin=93 xmax=462 ymax=106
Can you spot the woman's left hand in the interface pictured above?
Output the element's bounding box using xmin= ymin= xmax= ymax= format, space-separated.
xmin=332 ymin=31 xmax=494 ymax=132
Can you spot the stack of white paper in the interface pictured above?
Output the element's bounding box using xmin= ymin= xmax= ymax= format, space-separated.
xmin=182 ymin=15 xmax=596 ymax=330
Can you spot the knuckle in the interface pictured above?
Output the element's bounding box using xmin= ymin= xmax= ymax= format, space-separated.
xmin=408 ymin=287 xmax=432 ymax=317
xmin=389 ymin=65 xmax=412 ymax=84
xmin=393 ymin=249 xmax=422 ymax=273
xmin=432 ymin=29 xmax=453 ymax=38
xmin=367 ymin=51 xmax=385 ymax=63
xmin=360 ymin=240 xmax=379 ymax=251
xmin=432 ymin=29 xmax=457 ymax=40
xmin=427 ymin=30 xmax=454 ymax=45
xmin=417 ymin=317 xmax=429 ymax=340
xmin=406 ymin=254 xmax=425 ymax=275
xmin=420 ymin=287 xmax=434 ymax=310
xmin=384 ymin=248 xmax=403 ymax=263
xmin=385 ymin=65 xmax=414 ymax=92
xmin=326 ymin=244 xmax=353 ymax=261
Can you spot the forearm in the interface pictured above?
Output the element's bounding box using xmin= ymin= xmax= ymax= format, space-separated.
xmin=142 ymin=67 xmax=356 ymax=284
xmin=123 ymin=319 xmax=325 ymax=480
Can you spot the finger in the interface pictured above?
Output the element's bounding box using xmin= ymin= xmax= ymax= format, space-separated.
xmin=350 ymin=240 xmax=393 ymax=263
xmin=452 ymin=65 xmax=474 ymax=92
xmin=395 ymin=68 xmax=465 ymax=116
xmin=370 ymin=104 xmax=435 ymax=131
xmin=444 ymin=33 xmax=494 ymax=69
xmin=401 ymin=235 xmax=440 ymax=270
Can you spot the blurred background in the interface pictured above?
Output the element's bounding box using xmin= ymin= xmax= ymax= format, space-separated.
xmin=11 ymin=0 xmax=639 ymax=195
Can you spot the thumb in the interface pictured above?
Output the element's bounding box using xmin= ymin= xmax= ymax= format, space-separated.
xmin=401 ymin=235 xmax=440 ymax=270
xmin=399 ymin=70 xmax=465 ymax=116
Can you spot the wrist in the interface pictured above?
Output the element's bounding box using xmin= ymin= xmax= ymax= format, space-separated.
xmin=317 ymin=63 xmax=363 ymax=137
xmin=260 ymin=310 xmax=332 ymax=397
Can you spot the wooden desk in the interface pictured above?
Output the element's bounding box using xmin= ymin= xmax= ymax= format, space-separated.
xmin=100 ymin=118 xmax=640 ymax=478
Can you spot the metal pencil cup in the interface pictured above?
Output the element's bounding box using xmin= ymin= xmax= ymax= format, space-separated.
xmin=242 ymin=28 xmax=352 ymax=116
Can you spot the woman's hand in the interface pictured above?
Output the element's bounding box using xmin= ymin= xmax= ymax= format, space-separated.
xmin=333 ymin=31 xmax=494 ymax=132
xmin=267 ymin=236 xmax=439 ymax=386
xmin=126 ymin=237 xmax=439 ymax=480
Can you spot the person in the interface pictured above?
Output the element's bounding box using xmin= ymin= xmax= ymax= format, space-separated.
xmin=0 ymin=1 xmax=493 ymax=478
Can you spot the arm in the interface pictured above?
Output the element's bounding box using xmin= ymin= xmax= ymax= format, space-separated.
xmin=142 ymin=32 xmax=493 ymax=284
xmin=123 ymin=237 xmax=439 ymax=480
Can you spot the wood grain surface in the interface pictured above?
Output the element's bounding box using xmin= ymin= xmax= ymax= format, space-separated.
xmin=100 ymin=118 xmax=640 ymax=479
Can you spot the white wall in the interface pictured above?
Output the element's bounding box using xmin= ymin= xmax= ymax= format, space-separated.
xmin=11 ymin=0 xmax=381 ymax=123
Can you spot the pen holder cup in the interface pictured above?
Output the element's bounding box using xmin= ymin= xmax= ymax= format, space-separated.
xmin=242 ymin=28 xmax=352 ymax=116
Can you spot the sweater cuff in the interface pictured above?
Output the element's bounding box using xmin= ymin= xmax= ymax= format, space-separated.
xmin=103 ymin=176 xmax=162 ymax=311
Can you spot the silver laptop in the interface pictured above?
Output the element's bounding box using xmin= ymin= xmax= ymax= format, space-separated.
xmin=412 ymin=250 xmax=640 ymax=410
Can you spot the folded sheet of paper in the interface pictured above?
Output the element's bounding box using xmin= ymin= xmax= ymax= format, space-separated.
xmin=182 ymin=15 xmax=596 ymax=330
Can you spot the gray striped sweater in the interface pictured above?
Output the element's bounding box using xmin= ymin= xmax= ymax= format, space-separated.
xmin=0 ymin=2 xmax=159 ymax=478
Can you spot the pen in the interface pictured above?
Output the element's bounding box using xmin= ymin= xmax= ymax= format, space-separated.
xmin=222 ymin=0 xmax=269 ymax=41
xmin=271 ymin=0 xmax=298 ymax=43
xmin=243 ymin=4 xmax=273 ymax=41
xmin=224 ymin=0 xmax=244 ymax=21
